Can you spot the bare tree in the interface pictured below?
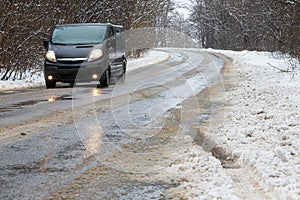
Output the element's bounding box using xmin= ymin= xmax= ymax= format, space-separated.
xmin=190 ymin=0 xmax=300 ymax=65
xmin=0 ymin=0 xmax=175 ymax=80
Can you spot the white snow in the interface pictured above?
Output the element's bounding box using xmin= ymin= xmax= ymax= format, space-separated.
xmin=213 ymin=49 xmax=300 ymax=199
xmin=127 ymin=50 xmax=170 ymax=71
xmin=166 ymin=141 xmax=239 ymax=200
xmin=0 ymin=70 xmax=45 ymax=91
xmin=166 ymin=49 xmax=300 ymax=199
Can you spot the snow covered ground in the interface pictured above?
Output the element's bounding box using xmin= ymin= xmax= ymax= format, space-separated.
xmin=0 ymin=70 xmax=45 ymax=91
xmin=166 ymin=49 xmax=300 ymax=199
xmin=211 ymin=49 xmax=299 ymax=199
xmin=0 ymin=48 xmax=299 ymax=199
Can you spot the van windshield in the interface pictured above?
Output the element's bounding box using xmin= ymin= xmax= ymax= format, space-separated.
xmin=51 ymin=25 xmax=107 ymax=45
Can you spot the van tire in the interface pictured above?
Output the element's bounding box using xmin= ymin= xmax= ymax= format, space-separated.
xmin=45 ymin=80 xmax=56 ymax=89
xmin=100 ymin=68 xmax=110 ymax=87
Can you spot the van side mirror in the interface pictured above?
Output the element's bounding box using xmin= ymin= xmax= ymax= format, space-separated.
xmin=43 ymin=40 xmax=49 ymax=49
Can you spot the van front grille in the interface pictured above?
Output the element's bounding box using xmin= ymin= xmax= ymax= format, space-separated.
xmin=57 ymin=58 xmax=87 ymax=65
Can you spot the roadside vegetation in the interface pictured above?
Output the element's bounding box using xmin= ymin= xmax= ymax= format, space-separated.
xmin=0 ymin=0 xmax=299 ymax=80
xmin=188 ymin=0 xmax=300 ymax=72
xmin=0 ymin=0 xmax=177 ymax=80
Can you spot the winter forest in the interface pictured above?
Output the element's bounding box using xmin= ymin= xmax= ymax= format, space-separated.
xmin=0 ymin=0 xmax=299 ymax=80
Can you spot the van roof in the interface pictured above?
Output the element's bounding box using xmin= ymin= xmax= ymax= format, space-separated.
xmin=55 ymin=23 xmax=123 ymax=28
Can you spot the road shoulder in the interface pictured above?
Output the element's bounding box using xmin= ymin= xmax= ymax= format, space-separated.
xmin=195 ymin=51 xmax=300 ymax=199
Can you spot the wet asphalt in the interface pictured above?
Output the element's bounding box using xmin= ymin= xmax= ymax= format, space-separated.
xmin=0 ymin=49 xmax=223 ymax=199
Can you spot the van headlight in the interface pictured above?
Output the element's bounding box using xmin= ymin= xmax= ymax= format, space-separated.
xmin=88 ymin=49 xmax=103 ymax=62
xmin=46 ymin=51 xmax=57 ymax=62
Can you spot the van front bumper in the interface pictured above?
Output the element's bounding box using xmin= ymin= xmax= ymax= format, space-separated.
xmin=44 ymin=59 xmax=107 ymax=83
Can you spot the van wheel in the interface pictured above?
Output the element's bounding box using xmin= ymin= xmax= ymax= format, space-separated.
xmin=100 ymin=68 xmax=110 ymax=87
xmin=45 ymin=80 xmax=56 ymax=89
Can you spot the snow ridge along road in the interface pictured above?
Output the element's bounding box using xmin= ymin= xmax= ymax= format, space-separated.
xmin=204 ymin=50 xmax=300 ymax=199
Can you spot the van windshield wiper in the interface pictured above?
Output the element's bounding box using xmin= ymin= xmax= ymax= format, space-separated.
xmin=51 ymin=42 xmax=69 ymax=45
xmin=73 ymin=42 xmax=99 ymax=45
xmin=51 ymin=42 xmax=91 ymax=45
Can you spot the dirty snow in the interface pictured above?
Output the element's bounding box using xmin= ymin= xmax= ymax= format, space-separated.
xmin=211 ymin=49 xmax=299 ymax=199
xmin=167 ymin=49 xmax=300 ymax=199
xmin=166 ymin=140 xmax=239 ymax=200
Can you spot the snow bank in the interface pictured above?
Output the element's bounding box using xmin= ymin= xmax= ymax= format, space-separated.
xmin=0 ymin=71 xmax=45 ymax=91
xmin=164 ymin=49 xmax=299 ymax=199
xmin=127 ymin=50 xmax=170 ymax=71
xmin=166 ymin=142 xmax=239 ymax=200
xmin=205 ymin=49 xmax=300 ymax=199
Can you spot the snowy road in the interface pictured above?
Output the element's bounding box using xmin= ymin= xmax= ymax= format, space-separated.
xmin=2 ymin=48 xmax=298 ymax=199
xmin=0 ymin=49 xmax=226 ymax=199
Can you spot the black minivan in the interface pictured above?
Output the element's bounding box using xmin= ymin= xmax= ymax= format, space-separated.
xmin=43 ymin=23 xmax=127 ymax=88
